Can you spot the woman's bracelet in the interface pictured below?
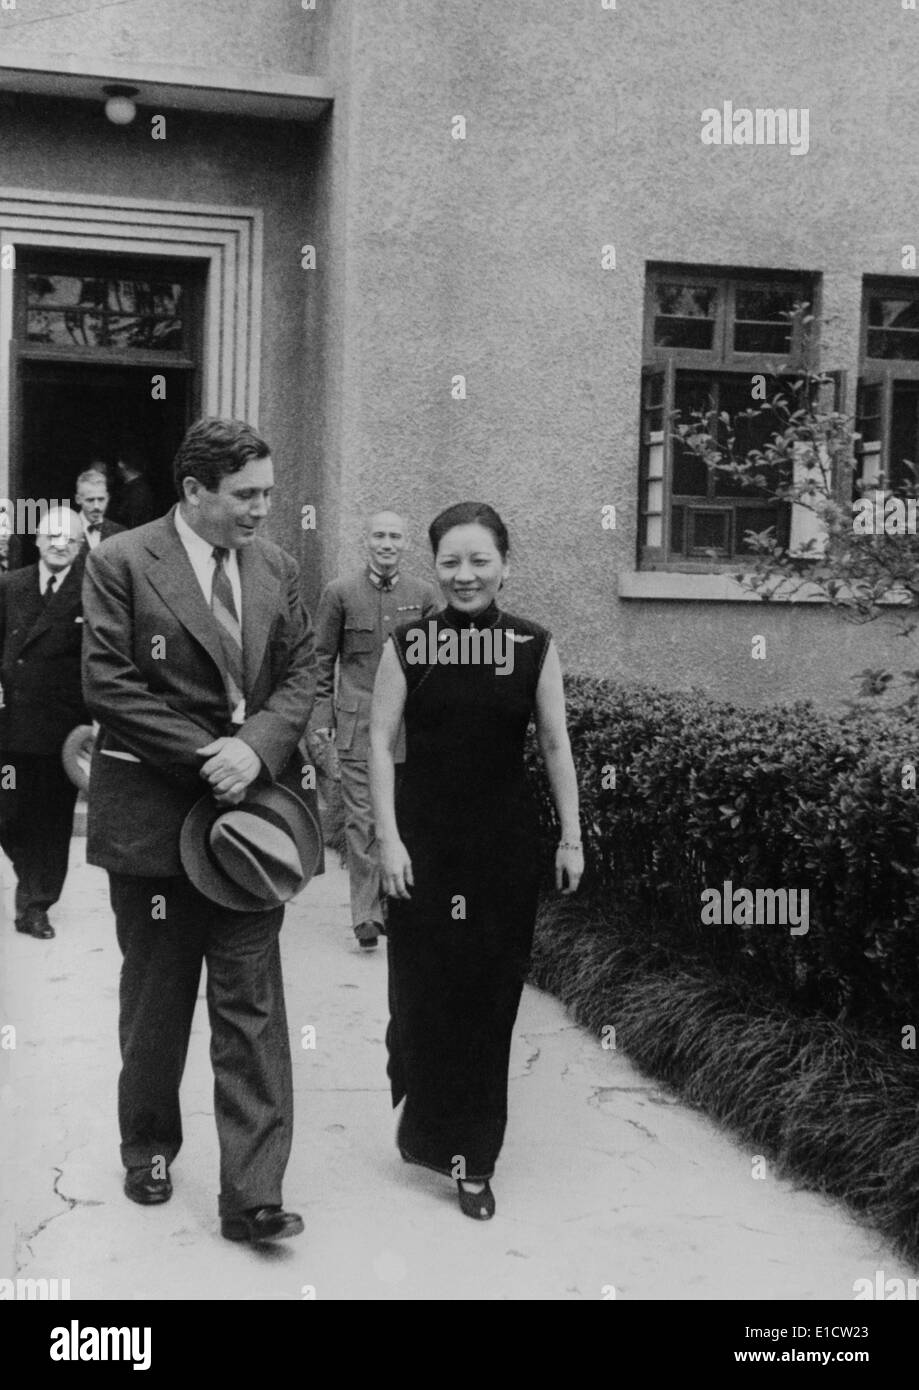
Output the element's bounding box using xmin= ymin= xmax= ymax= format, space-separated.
xmin=558 ymin=839 xmax=583 ymax=852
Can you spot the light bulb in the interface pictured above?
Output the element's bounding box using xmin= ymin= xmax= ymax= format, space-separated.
xmin=105 ymin=95 xmax=137 ymax=125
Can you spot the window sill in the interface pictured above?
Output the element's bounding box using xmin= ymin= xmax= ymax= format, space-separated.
xmin=619 ymin=572 xmax=831 ymax=603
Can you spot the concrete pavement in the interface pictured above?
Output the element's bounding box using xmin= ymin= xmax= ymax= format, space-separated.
xmin=0 ymin=841 xmax=910 ymax=1301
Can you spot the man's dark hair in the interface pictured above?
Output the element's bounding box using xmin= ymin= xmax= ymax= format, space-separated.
xmin=429 ymin=501 xmax=510 ymax=559
xmin=173 ymin=418 xmax=271 ymax=494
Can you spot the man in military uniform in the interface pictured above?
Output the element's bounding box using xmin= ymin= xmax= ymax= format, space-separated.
xmin=312 ymin=512 xmax=439 ymax=950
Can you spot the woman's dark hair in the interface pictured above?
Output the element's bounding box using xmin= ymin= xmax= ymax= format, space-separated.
xmin=428 ymin=501 xmax=510 ymax=559
xmin=173 ymin=417 xmax=271 ymax=494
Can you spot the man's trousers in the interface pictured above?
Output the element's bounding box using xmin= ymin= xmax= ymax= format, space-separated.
xmin=109 ymin=873 xmax=292 ymax=1217
xmin=0 ymin=750 xmax=78 ymax=917
xmin=339 ymin=756 xmax=384 ymax=929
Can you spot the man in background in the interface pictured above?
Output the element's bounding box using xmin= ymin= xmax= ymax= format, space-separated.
xmin=109 ymin=446 xmax=159 ymax=529
xmin=311 ymin=511 xmax=439 ymax=950
xmin=75 ymin=467 xmax=124 ymax=552
xmin=0 ymin=507 xmax=87 ymax=939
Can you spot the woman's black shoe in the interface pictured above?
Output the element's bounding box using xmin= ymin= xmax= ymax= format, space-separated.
xmin=457 ymin=1179 xmax=495 ymax=1220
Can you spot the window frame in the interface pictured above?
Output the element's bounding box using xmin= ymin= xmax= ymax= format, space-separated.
xmin=639 ymin=264 xmax=822 ymax=571
xmin=14 ymin=249 xmax=203 ymax=373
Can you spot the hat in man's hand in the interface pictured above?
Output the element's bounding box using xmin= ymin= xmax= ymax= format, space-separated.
xmin=180 ymin=783 xmax=322 ymax=911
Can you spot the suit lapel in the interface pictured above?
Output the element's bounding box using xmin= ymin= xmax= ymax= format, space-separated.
xmin=21 ymin=560 xmax=83 ymax=649
xmin=238 ymin=544 xmax=277 ymax=696
xmin=143 ymin=511 xmax=228 ymax=680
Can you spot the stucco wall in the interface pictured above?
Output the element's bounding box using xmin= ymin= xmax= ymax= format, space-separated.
xmin=2 ymin=0 xmax=915 ymax=706
xmin=0 ymin=0 xmax=328 ymax=76
xmin=0 ymin=92 xmax=325 ymax=596
xmin=317 ymin=0 xmax=914 ymax=707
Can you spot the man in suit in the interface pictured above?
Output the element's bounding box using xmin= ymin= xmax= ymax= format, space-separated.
xmin=312 ymin=511 xmax=439 ymax=950
xmin=0 ymin=506 xmax=87 ymax=939
xmin=75 ymin=467 xmax=125 ymax=552
xmin=108 ymin=447 xmax=160 ymax=529
xmin=82 ymin=417 xmax=316 ymax=1242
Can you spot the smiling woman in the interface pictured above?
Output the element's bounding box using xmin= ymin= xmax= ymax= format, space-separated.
xmin=370 ymin=500 xmax=584 ymax=1222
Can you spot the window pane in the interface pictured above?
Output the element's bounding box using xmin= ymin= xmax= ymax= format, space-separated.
xmin=716 ymin=377 xmax=792 ymax=495
xmin=733 ymin=286 xmax=799 ymax=354
xmin=689 ymin=510 xmax=730 ymax=554
xmin=672 ymin=375 xmax=715 ymax=495
xmin=866 ymin=328 xmax=919 ymax=360
xmin=27 ymin=274 xmax=104 ymax=308
xmin=734 ymin=321 xmax=793 ymax=353
xmin=653 ymin=282 xmax=716 ymax=349
xmin=889 ymin=383 xmax=919 ymax=490
xmin=868 ymin=297 xmax=919 ymax=329
xmin=735 ymin=287 xmax=799 ymax=321
xmin=670 ymin=505 xmax=684 ymax=554
xmin=736 ymin=507 xmax=782 ymax=552
xmin=26 ymin=273 xmax=185 ymax=351
xmin=27 ymin=309 xmax=106 ymax=346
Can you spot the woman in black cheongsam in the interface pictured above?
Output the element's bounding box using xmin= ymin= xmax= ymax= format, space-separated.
xmin=369 ymin=502 xmax=583 ymax=1220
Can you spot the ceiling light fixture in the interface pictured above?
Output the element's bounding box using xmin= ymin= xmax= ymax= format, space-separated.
xmin=103 ymin=84 xmax=139 ymax=126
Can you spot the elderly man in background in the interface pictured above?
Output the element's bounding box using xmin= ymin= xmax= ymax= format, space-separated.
xmin=0 ymin=506 xmax=87 ymax=939
xmin=75 ymin=467 xmax=124 ymax=552
xmin=311 ymin=511 xmax=439 ymax=950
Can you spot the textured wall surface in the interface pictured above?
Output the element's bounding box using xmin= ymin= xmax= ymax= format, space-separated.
xmin=0 ymin=93 xmax=324 ymax=594
xmin=2 ymin=0 xmax=916 ymax=706
xmin=318 ymin=0 xmax=913 ymax=707
xmin=0 ymin=0 xmax=326 ymax=75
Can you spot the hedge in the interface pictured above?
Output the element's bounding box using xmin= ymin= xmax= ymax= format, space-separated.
xmin=524 ymin=675 xmax=919 ymax=1032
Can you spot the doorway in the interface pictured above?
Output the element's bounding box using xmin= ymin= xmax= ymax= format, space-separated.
xmin=21 ymin=360 xmax=189 ymax=516
xmin=9 ymin=249 xmax=202 ymax=564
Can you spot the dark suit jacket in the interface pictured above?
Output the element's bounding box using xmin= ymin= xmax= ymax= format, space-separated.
xmin=109 ymin=476 xmax=160 ymax=530
xmin=81 ymin=517 xmax=125 ymax=553
xmin=82 ymin=507 xmax=319 ymax=877
xmin=0 ymin=559 xmax=89 ymax=753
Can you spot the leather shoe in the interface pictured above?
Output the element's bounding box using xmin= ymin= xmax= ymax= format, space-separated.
xmin=124 ymin=1165 xmax=172 ymax=1205
xmin=221 ymin=1206 xmax=304 ymax=1243
xmin=354 ymin=920 xmax=379 ymax=950
xmin=457 ymin=1179 xmax=495 ymax=1221
xmin=15 ymin=907 xmax=54 ymax=939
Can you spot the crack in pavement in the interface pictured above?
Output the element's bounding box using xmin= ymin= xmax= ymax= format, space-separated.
xmin=15 ymin=1164 xmax=102 ymax=1275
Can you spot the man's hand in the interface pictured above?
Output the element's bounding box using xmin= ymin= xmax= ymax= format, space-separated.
xmin=196 ymin=736 xmax=262 ymax=806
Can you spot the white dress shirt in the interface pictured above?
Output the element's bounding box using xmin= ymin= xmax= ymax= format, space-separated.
xmin=84 ymin=524 xmax=102 ymax=550
xmin=38 ymin=560 xmax=71 ymax=596
xmin=173 ymin=506 xmax=245 ymax=723
xmin=173 ymin=506 xmax=243 ymax=630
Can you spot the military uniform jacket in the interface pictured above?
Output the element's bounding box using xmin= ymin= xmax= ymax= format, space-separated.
xmin=312 ymin=568 xmax=440 ymax=761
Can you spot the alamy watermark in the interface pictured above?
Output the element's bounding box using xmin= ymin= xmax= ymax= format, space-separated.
xmin=701 ymin=102 xmax=810 ymax=156
xmin=404 ymin=622 xmax=527 ymax=676
xmin=0 ymin=499 xmax=70 ymax=537
xmin=701 ymin=880 xmax=810 ymax=935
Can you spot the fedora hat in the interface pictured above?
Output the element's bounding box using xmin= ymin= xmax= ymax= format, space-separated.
xmin=180 ymin=782 xmax=322 ymax=911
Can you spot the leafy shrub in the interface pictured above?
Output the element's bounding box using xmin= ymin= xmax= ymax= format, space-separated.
xmin=525 ymin=676 xmax=919 ymax=1030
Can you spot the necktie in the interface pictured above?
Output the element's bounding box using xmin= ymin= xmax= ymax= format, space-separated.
xmin=211 ymin=547 xmax=245 ymax=721
xmin=43 ymin=574 xmax=57 ymax=604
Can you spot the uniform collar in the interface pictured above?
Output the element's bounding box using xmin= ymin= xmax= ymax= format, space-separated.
xmin=367 ymin=564 xmax=399 ymax=591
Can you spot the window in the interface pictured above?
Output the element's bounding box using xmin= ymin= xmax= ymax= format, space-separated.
xmin=639 ymin=266 xmax=819 ymax=568
xmin=14 ymin=251 xmax=202 ymax=366
xmin=856 ymin=279 xmax=919 ymax=494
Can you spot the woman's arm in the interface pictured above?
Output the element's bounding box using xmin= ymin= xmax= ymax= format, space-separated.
xmin=534 ymin=640 xmax=583 ymax=894
xmin=369 ymin=639 xmax=414 ymax=898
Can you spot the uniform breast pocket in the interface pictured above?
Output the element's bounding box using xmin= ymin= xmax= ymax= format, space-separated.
xmin=342 ymin=625 xmax=376 ymax=656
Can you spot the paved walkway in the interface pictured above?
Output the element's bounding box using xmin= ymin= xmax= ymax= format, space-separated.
xmin=0 ymin=842 xmax=910 ymax=1301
